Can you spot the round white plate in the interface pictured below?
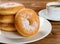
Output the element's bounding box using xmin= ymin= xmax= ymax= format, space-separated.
xmin=0 ymin=17 xmax=52 ymax=44
xmin=38 ymin=9 xmax=60 ymax=21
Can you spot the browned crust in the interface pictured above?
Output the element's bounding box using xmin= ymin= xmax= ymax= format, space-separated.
xmin=0 ymin=4 xmax=25 ymax=15
xmin=0 ymin=23 xmax=16 ymax=32
xmin=0 ymin=15 xmax=15 ymax=24
xmin=15 ymin=8 xmax=40 ymax=37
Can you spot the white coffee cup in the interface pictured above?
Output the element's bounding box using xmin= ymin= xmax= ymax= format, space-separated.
xmin=46 ymin=2 xmax=60 ymax=19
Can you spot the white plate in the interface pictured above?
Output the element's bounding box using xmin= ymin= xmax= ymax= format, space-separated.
xmin=38 ymin=9 xmax=60 ymax=21
xmin=1 ymin=31 xmax=25 ymax=39
xmin=0 ymin=17 xmax=52 ymax=44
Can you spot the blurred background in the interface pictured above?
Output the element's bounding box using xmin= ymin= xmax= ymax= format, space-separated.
xmin=0 ymin=0 xmax=59 ymax=12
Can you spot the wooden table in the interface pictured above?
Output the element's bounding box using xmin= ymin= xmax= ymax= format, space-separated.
xmin=0 ymin=0 xmax=60 ymax=44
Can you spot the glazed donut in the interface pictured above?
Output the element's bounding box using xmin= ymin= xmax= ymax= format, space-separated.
xmin=0 ymin=15 xmax=15 ymax=23
xmin=1 ymin=24 xmax=16 ymax=32
xmin=0 ymin=2 xmax=25 ymax=15
xmin=15 ymin=8 xmax=40 ymax=37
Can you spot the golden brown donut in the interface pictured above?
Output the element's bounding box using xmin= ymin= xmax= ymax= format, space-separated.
xmin=0 ymin=24 xmax=16 ymax=32
xmin=0 ymin=2 xmax=25 ymax=15
xmin=15 ymin=8 xmax=40 ymax=37
xmin=0 ymin=15 xmax=15 ymax=23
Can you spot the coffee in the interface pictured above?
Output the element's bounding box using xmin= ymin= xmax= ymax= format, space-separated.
xmin=50 ymin=5 xmax=60 ymax=7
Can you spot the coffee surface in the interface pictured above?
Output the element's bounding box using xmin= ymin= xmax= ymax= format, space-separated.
xmin=50 ymin=5 xmax=60 ymax=7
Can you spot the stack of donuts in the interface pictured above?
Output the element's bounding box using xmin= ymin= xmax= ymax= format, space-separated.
xmin=0 ymin=2 xmax=25 ymax=32
xmin=0 ymin=2 xmax=40 ymax=37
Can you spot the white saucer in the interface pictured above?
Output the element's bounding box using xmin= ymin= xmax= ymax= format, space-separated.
xmin=0 ymin=17 xmax=52 ymax=44
xmin=38 ymin=9 xmax=60 ymax=21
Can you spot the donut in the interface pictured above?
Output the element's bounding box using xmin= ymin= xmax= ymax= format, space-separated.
xmin=0 ymin=2 xmax=25 ymax=15
xmin=15 ymin=8 xmax=40 ymax=37
xmin=0 ymin=15 xmax=15 ymax=23
xmin=1 ymin=24 xmax=16 ymax=32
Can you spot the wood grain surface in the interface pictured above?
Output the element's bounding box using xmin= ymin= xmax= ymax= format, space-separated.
xmin=0 ymin=0 xmax=60 ymax=44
